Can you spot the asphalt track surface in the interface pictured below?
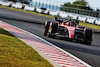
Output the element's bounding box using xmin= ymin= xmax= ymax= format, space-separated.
xmin=0 ymin=7 xmax=100 ymax=67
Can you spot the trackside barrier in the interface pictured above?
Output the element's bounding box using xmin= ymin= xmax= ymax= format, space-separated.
xmin=0 ymin=1 xmax=10 ymax=6
xmin=0 ymin=1 xmax=2 ymax=5
xmin=12 ymin=2 xmax=23 ymax=9
xmin=58 ymin=11 xmax=69 ymax=18
xmin=69 ymin=13 xmax=78 ymax=20
xmin=44 ymin=9 xmax=50 ymax=14
xmin=95 ymin=19 xmax=100 ymax=25
xmin=49 ymin=10 xmax=59 ymax=16
xmin=24 ymin=6 xmax=35 ymax=11
xmin=11 ymin=3 xmax=15 ymax=8
xmin=86 ymin=16 xmax=96 ymax=24
xmin=78 ymin=15 xmax=87 ymax=22
xmin=36 ymin=7 xmax=42 ymax=13
xmin=36 ymin=8 xmax=50 ymax=14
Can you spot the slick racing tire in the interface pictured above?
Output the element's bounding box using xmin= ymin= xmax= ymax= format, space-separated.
xmin=84 ymin=28 xmax=92 ymax=40
xmin=84 ymin=28 xmax=92 ymax=45
xmin=50 ymin=22 xmax=58 ymax=33
xmin=43 ymin=21 xmax=51 ymax=36
xmin=47 ymin=22 xmax=58 ymax=37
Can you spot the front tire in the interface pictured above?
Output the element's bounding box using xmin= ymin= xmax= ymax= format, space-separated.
xmin=47 ymin=22 xmax=58 ymax=37
xmin=43 ymin=21 xmax=51 ymax=36
xmin=50 ymin=22 xmax=58 ymax=33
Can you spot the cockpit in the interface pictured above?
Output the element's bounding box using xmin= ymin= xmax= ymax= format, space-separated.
xmin=63 ymin=21 xmax=77 ymax=26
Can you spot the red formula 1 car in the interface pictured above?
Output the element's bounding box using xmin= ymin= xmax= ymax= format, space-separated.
xmin=43 ymin=17 xmax=93 ymax=45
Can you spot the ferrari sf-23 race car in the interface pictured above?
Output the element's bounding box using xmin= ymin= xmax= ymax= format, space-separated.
xmin=43 ymin=17 xmax=93 ymax=45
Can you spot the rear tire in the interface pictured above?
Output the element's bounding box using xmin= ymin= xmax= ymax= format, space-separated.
xmin=84 ymin=28 xmax=92 ymax=40
xmin=84 ymin=28 xmax=92 ymax=45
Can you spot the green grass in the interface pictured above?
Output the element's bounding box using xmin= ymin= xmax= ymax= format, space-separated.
xmin=79 ymin=22 xmax=100 ymax=29
xmin=0 ymin=5 xmax=100 ymax=29
xmin=0 ymin=27 xmax=54 ymax=67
